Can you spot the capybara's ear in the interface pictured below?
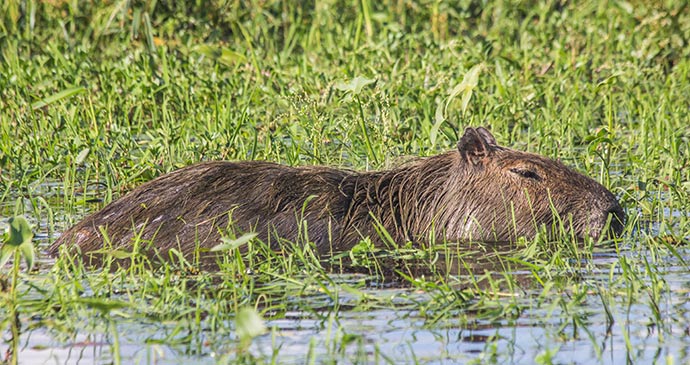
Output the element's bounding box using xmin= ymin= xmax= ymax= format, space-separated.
xmin=457 ymin=127 xmax=495 ymax=164
xmin=475 ymin=127 xmax=497 ymax=146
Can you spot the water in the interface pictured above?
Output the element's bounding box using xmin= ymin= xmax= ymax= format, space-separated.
xmin=18 ymin=267 xmax=690 ymax=364
xmin=2 ymin=184 xmax=690 ymax=364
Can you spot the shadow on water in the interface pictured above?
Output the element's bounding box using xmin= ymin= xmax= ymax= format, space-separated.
xmin=324 ymin=241 xmax=542 ymax=289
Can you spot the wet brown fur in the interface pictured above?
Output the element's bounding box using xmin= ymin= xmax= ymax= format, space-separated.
xmin=49 ymin=127 xmax=625 ymax=266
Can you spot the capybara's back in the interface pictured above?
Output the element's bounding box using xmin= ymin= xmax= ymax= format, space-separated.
xmin=49 ymin=127 xmax=625 ymax=266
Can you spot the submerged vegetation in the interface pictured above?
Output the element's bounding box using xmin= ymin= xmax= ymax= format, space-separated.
xmin=1 ymin=0 xmax=689 ymax=363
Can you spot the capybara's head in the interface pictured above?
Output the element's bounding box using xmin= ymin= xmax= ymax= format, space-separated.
xmin=443 ymin=127 xmax=625 ymax=242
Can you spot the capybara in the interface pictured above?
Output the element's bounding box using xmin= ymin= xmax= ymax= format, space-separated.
xmin=49 ymin=127 xmax=625 ymax=266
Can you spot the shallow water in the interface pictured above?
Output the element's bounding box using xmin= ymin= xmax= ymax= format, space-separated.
xmin=3 ymin=185 xmax=690 ymax=364
xmin=14 ymin=248 xmax=690 ymax=364
xmin=16 ymin=258 xmax=690 ymax=364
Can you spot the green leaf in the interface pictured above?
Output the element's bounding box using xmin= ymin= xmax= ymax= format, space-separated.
xmin=18 ymin=241 xmax=34 ymax=271
xmin=341 ymin=333 xmax=362 ymax=347
xmin=76 ymin=148 xmax=90 ymax=164
xmin=86 ymin=247 xmax=133 ymax=260
xmin=236 ymin=306 xmax=267 ymax=344
xmin=0 ymin=244 xmax=14 ymax=268
xmin=1 ymin=216 xmax=35 ymax=271
xmin=210 ymin=232 xmax=257 ymax=252
xmin=340 ymin=284 xmax=373 ymax=302
xmin=194 ymin=45 xmax=246 ymax=67
xmin=218 ymin=48 xmax=247 ymax=67
xmin=430 ymin=101 xmax=446 ymax=147
xmin=6 ymin=216 xmax=33 ymax=247
xmin=334 ymin=76 xmax=376 ymax=95
xmin=446 ymin=64 xmax=483 ymax=116
xmin=108 ymin=249 xmax=134 ymax=260
xmin=31 ymin=87 xmax=87 ymax=110
xmin=535 ymin=345 xmax=560 ymax=365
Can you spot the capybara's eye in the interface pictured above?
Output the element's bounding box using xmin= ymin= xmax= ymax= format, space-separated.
xmin=509 ymin=167 xmax=542 ymax=181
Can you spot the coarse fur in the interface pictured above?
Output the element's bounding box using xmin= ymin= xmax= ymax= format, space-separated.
xmin=49 ymin=127 xmax=625 ymax=266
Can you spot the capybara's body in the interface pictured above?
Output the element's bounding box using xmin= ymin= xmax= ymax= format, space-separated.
xmin=49 ymin=127 xmax=625 ymax=265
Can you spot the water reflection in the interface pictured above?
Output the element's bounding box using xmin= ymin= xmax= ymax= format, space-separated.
xmin=328 ymin=241 xmax=551 ymax=289
xmin=5 ymin=181 xmax=690 ymax=364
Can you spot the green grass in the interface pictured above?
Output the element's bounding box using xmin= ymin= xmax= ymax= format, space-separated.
xmin=1 ymin=0 xmax=690 ymax=364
